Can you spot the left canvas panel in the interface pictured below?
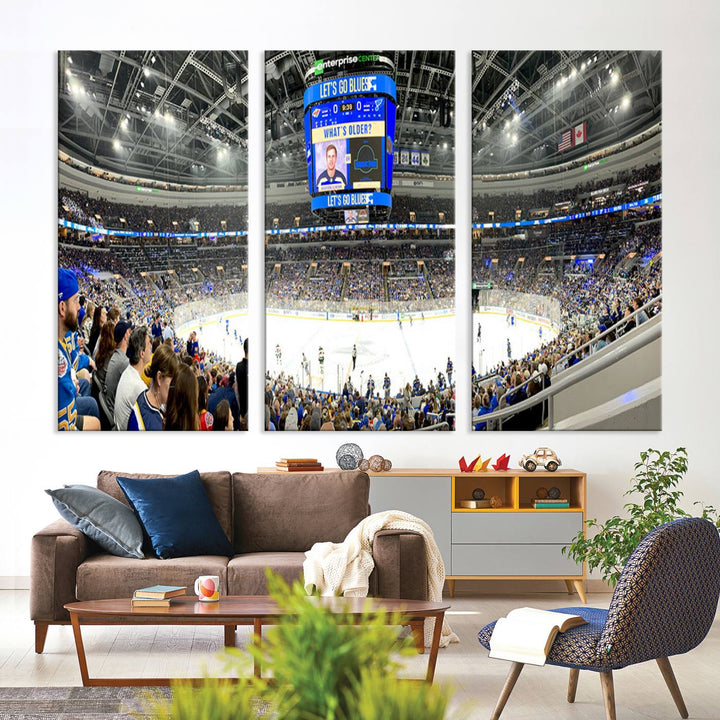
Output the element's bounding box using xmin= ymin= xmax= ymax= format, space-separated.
xmin=58 ymin=51 xmax=249 ymax=431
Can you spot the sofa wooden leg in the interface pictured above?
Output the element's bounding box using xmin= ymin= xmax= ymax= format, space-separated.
xmin=567 ymin=668 xmax=579 ymax=703
xmin=656 ymin=657 xmax=688 ymax=718
xmin=491 ymin=662 xmax=524 ymax=720
xmin=35 ymin=622 xmax=49 ymax=654
xmin=599 ymin=670 xmax=616 ymax=720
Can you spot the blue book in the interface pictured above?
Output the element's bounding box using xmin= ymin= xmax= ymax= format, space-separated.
xmin=134 ymin=584 xmax=186 ymax=599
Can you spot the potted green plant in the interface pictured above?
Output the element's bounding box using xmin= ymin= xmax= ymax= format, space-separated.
xmin=563 ymin=448 xmax=720 ymax=587
xmin=142 ymin=571 xmax=459 ymax=720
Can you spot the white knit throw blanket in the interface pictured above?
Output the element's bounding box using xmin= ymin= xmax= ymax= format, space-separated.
xmin=303 ymin=510 xmax=459 ymax=648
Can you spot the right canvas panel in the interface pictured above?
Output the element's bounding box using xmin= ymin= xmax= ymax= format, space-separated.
xmin=471 ymin=51 xmax=661 ymax=431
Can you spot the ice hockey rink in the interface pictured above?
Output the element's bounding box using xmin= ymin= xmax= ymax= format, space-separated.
xmin=473 ymin=309 xmax=558 ymax=376
xmin=264 ymin=312 xmax=456 ymax=395
xmin=179 ymin=305 xmax=557 ymax=395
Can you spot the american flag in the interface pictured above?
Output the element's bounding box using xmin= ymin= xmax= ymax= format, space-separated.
xmin=558 ymin=129 xmax=573 ymax=152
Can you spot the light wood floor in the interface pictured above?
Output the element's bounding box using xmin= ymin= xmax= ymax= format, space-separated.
xmin=2 ymin=588 xmax=719 ymax=719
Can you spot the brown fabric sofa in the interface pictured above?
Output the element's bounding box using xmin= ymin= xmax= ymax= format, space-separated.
xmin=31 ymin=469 xmax=428 ymax=653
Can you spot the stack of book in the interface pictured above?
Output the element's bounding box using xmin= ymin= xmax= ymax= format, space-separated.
xmin=275 ymin=458 xmax=324 ymax=472
xmin=131 ymin=584 xmax=186 ymax=608
xmin=532 ymin=498 xmax=570 ymax=508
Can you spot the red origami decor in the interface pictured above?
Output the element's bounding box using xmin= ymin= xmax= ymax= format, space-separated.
xmin=459 ymin=455 xmax=492 ymax=472
xmin=492 ymin=453 xmax=511 ymax=471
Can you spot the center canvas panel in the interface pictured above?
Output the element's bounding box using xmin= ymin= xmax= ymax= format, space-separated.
xmin=265 ymin=51 xmax=456 ymax=432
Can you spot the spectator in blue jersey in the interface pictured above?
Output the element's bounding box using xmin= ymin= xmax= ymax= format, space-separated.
xmin=446 ymin=357 xmax=453 ymax=385
xmin=77 ymin=295 xmax=86 ymax=330
xmin=208 ymin=371 xmax=241 ymax=431
xmin=127 ymin=343 xmax=177 ymax=431
xmin=150 ymin=313 xmax=163 ymax=341
xmin=58 ymin=269 xmax=100 ymax=431
xmin=186 ymin=331 xmax=199 ymax=359
xmin=412 ymin=375 xmax=421 ymax=396
xmin=316 ymin=144 xmax=347 ymax=190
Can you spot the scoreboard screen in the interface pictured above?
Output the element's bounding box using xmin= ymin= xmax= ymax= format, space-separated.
xmin=304 ymin=74 xmax=396 ymax=215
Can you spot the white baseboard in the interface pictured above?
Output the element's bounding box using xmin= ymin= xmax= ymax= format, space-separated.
xmin=445 ymin=578 xmax=613 ymax=595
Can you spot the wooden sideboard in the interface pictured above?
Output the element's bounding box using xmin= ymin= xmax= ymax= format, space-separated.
xmin=258 ymin=467 xmax=587 ymax=601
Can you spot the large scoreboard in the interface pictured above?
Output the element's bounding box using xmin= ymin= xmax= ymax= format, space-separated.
xmin=304 ymin=73 xmax=396 ymax=219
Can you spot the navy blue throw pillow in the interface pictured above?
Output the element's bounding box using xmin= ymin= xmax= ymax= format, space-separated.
xmin=116 ymin=470 xmax=234 ymax=559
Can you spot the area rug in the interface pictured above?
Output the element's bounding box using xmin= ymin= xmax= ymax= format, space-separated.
xmin=0 ymin=686 xmax=170 ymax=719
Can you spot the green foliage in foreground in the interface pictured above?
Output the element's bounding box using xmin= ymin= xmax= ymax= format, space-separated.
xmin=564 ymin=448 xmax=720 ymax=587
xmin=141 ymin=571 xmax=455 ymax=720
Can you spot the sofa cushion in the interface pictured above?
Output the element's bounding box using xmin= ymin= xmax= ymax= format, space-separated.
xmin=45 ymin=485 xmax=144 ymax=559
xmin=117 ymin=471 xmax=234 ymax=559
xmin=97 ymin=470 xmax=233 ymax=542
xmin=228 ymin=552 xmax=306 ymax=595
xmin=231 ymin=471 xmax=370 ymax=553
xmin=76 ymin=554 xmax=229 ymax=600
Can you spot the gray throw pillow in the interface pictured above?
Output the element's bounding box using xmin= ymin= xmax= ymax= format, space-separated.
xmin=46 ymin=485 xmax=144 ymax=559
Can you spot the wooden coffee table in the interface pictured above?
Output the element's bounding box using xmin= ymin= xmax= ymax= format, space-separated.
xmin=64 ymin=595 xmax=450 ymax=687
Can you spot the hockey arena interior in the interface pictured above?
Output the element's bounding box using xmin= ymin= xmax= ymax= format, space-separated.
xmin=470 ymin=51 xmax=661 ymax=431
xmin=264 ymin=51 xmax=457 ymax=431
xmin=58 ymin=51 xmax=250 ymax=431
xmin=56 ymin=50 xmax=661 ymax=434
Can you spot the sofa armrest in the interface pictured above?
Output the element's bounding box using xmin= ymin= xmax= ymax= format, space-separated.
xmin=30 ymin=519 xmax=90 ymax=623
xmin=369 ymin=529 xmax=428 ymax=600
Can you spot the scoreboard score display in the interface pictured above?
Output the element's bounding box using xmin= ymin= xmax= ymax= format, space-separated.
xmin=304 ymin=73 xmax=397 ymax=217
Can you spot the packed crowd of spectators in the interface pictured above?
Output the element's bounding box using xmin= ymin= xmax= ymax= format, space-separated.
xmin=265 ymin=232 xmax=455 ymax=305
xmin=58 ymin=263 xmax=249 ymax=432
xmin=473 ymin=163 xmax=661 ymax=223
xmin=59 ymin=188 xmax=247 ymax=233
xmin=264 ymin=370 xmax=454 ymax=432
xmin=471 ymin=215 xmax=662 ymax=430
xmin=59 ymin=237 xmax=247 ymax=327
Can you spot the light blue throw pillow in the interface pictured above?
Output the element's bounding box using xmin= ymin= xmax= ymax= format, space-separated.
xmin=46 ymin=485 xmax=144 ymax=559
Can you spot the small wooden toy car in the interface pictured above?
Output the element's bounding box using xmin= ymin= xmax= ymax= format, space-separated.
xmin=520 ymin=447 xmax=562 ymax=472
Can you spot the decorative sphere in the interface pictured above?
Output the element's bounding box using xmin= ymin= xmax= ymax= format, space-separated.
xmin=472 ymin=488 xmax=486 ymax=500
xmin=382 ymin=458 xmax=393 ymax=471
xmin=490 ymin=495 xmax=503 ymax=508
xmin=368 ymin=454 xmax=385 ymax=472
xmin=358 ymin=459 xmax=370 ymax=471
xmin=548 ymin=486 xmax=561 ymax=499
xmin=336 ymin=443 xmax=363 ymax=470
xmin=536 ymin=487 xmax=548 ymax=499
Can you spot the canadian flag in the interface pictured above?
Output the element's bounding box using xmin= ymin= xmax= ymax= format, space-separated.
xmin=573 ymin=122 xmax=587 ymax=146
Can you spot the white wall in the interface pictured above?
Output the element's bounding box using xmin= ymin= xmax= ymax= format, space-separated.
xmin=1 ymin=1 xmax=718 ymax=585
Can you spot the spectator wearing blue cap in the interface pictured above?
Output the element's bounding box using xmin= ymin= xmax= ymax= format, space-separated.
xmin=58 ymin=269 xmax=100 ymax=431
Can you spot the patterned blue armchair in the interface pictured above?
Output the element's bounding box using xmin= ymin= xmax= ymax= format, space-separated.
xmin=478 ymin=518 xmax=720 ymax=720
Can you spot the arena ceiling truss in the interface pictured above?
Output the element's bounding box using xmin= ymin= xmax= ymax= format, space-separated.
xmin=472 ymin=50 xmax=661 ymax=173
xmin=264 ymin=50 xmax=456 ymax=183
xmin=58 ymin=50 xmax=248 ymax=186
